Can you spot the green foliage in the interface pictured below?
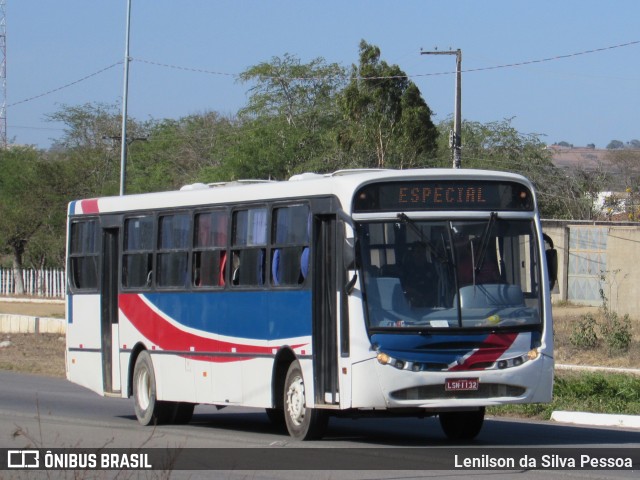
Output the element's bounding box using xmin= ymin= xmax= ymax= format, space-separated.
xmin=600 ymin=311 xmax=632 ymax=353
xmin=128 ymin=112 xmax=237 ymax=192
xmin=569 ymin=313 xmax=599 ymax=348
xmin=597 ymin=269 xmax=632 ymax=353
xmin=227 ymin=54 xmax=347 ymax=180
xmin=555 ymin=373 xmax=640 ymax=414
xmin=434 ymin=118 xmax=583 ymax=218
xmin=338 ymin=41 xmax=438 ymax=169
xmin=489 ymin=372 xmax=640 ymax=418
xmin=0 ymin=147 xmax=69 ymax=273
xmin=568 ymin=270 xmax=633 ymax=353
xmin=47 ymin=103 xmax=131 ymax=197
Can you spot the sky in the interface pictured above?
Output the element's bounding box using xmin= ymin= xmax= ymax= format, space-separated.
xmin=7 ymin=0 xmax=640 ymax=150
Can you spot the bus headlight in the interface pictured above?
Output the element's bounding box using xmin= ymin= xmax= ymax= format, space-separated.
xmin=527 ymin=348 xmax=539 ymax=360
xmin=377 ymin=352 xmax=391 ymax=365
xmin=496 ymin=349 xmax=539 ymax=369
xmin=376 ymin=352 xmax=406 ymax=369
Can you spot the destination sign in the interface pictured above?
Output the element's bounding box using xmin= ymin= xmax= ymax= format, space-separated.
xmin=353 ymin=180 xmax=533 ymax=212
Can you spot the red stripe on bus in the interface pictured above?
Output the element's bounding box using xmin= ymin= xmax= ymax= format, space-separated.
xmin=448 ymin=332 xmax=518 ymax=371
xmin=81 ymin=199 xmax=99 ymax=214
xmin=119 ymin=293 xmax=306 ymax=362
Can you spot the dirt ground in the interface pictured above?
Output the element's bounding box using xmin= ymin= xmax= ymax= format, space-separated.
xmin=0 ymin=299 xmax=65 ymax=318
xmin=0 ymin=301 xmax=638 ymax=378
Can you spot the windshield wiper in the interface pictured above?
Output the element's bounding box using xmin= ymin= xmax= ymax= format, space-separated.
xmin=474 ymin=211 xmax=497 ymax=272
xmin=397 ymin=213 xmax=449 ymax=264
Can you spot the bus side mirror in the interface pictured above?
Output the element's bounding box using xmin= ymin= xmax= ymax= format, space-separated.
xmin=543 ymin=233 xmax=558 ymax=290
xmin=343 ymin=237 xmax=359 ymax=295
xmin=343 ymin=237 xmax=356 ymax=270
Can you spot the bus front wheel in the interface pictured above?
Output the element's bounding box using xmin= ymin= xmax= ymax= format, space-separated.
xmin=132 ymin=350 xmax=171 ymax=425
xmin=439 ymin=408 xmax=485 ymax=440
xmin=283 ymin=361 xmax=328 ymax=440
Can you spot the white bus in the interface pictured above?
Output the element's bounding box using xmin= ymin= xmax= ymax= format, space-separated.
xmin=65 ymin=168 xmax=556 ymax=440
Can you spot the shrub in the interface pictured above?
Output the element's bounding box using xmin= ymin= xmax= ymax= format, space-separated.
xmin=600 ymin=311 xmax=632 ymax=353
xmin=569 ymin=313 xmax=599 ymax=348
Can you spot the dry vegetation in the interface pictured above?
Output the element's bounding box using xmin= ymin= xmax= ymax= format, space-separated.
xmin=0 ymin=333 xmax=66 ymax=377
xmin=0 ymin=301 xmax=639 ymax=379
xmin=553 ymin=304 xmax=640 ymax=368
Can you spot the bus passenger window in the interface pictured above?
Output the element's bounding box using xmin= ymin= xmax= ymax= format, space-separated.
xmin=123 ymin=216 xmax=154 ymax=289
xmin=271 ymin=205 xmax=310 ymax=286
xmin=69 ymin=219 xmax=99 ymax=290
xmin=232 ymin=208 xmax=267 ymax=286
xmin=193 ymin=211 xmax=228 ymax=287
xmin=157 ymin=213 xmax=190 ymax=288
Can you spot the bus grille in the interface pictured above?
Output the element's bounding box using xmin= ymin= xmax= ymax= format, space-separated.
xmin=390 ymin=383 xmax=526 ymax=400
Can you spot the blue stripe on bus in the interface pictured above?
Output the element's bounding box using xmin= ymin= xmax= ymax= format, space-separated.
xmin=371 ymin=332 xmax=499 ymax=366
xmin=141 ymin=290 xmax=313 ymax=340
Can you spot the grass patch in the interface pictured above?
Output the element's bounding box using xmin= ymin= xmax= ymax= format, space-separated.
xmin=489 ymin=371 xmax=640 ymax=419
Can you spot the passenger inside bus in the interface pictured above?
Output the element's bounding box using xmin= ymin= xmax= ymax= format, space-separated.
xmin=272 ymin=247 xmax=308 ymax=285
xmin=400 ymin=242 xmax=438 ymax=308
xmin=455 ymin=237 xmax=501 ymax=286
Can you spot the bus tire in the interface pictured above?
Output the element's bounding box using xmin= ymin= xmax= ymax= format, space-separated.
xmin=132 ymin=350 xmax=171 ymax=426
xmin=265 ymin=408 xmax=286 ymax=430
xmin=171 ymin=402 xmax=195 ymax=424
xmin=439 ymin=408 xmax=485 ymax=440
xmin=283 ymin=361 xmax=328 ymax=440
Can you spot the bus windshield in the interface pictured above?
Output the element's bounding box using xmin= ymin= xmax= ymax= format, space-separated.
xmin=358 ymin=216 xmax=542 ymax=330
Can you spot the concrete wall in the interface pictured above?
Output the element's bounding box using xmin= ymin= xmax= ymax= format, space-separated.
xmin=542 ymin=220 xmax=640 ymax=319
xmin=0 ymin=314 xmax=66 ymax=334
xmin=605 ymin=226 xmax=640 ymax=317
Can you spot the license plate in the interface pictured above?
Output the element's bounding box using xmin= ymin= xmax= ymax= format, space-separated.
xmin=445 ymin=378 xmax=479 ymax=391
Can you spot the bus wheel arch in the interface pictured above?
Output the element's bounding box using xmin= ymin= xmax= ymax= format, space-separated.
xmin=266 ymin=348 xmax=296 ymax=428
xmin=127 ymin=343 xmax=148 ymax=398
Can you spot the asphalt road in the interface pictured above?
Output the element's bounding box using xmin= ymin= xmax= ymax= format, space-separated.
xmin=1 ymin=370 xmax=638 ymax=479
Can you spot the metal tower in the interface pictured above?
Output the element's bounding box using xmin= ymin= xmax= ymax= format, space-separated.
xmin=0 ymin=0 xmax=6 ymax=148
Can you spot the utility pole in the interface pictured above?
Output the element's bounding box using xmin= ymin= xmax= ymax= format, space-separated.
xmin=0 ymin=0 xmax=7 ymax=149
xmin=120 ymin=0 xmax=132 ymax=195
xmin=421 ymin=48 xmax=462 ymax=168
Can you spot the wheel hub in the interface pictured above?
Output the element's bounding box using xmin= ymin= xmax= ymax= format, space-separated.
xmin=286 ymin=375 xmax=305 ymax=426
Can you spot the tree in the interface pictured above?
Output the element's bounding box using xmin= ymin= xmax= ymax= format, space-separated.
xmin=216 ymin=54 xmax=346 ymax=180
xmin=566 ymin=164 xmax=612 ymax=220
xmin=606 ymin=140 xmax=625 ymax=150
xmin=47 ymin=102 xmax=153 ymax=197
xmin=0 ymin=147 xmax=67 ymax=291
xmin=128 ymin=112 xmax=238 ymax=193
xmin=338 ymin=40 xmax=438 ymax=168
xmin=433 ymin=118 xmax=584 ymax=218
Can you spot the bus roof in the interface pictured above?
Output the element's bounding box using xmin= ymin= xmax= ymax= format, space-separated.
xmin=68 ymin=168 xmax=534 ymax=216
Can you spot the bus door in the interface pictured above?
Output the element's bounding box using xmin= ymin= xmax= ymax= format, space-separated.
xmin=101 ymin=226 xmax=121 ymax=394
xmin=312 ymin=215 xmax=339 ymax=406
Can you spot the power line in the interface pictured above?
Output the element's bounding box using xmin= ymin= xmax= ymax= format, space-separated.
xmin=6 ymin=39 xmax=639 ymax=114
xmin=7 ymin=61 xmax=122 ymax=108
xmin=134 ymin=40 xmax=640 ymax=81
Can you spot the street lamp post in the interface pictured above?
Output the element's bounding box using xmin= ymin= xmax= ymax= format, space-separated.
xmin=120 ymin=0 xmax=132 ymax=196
xmin=421 ymin=48 xmax=462 ymax=168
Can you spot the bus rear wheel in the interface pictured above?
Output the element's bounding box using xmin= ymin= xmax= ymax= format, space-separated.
xmin=283 ymin=361 xmax=328 ymax=440
xmin=439 ymin=408 xmax=485 ymax=440
xmin=132 ymin=350 xmax=172 ymax=425
xmin=171 ymin=402 xmax=195 ymax=424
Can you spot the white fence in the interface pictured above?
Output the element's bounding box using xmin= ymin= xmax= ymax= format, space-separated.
xmin=0 ymin=268 xmax=65 ymax=298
